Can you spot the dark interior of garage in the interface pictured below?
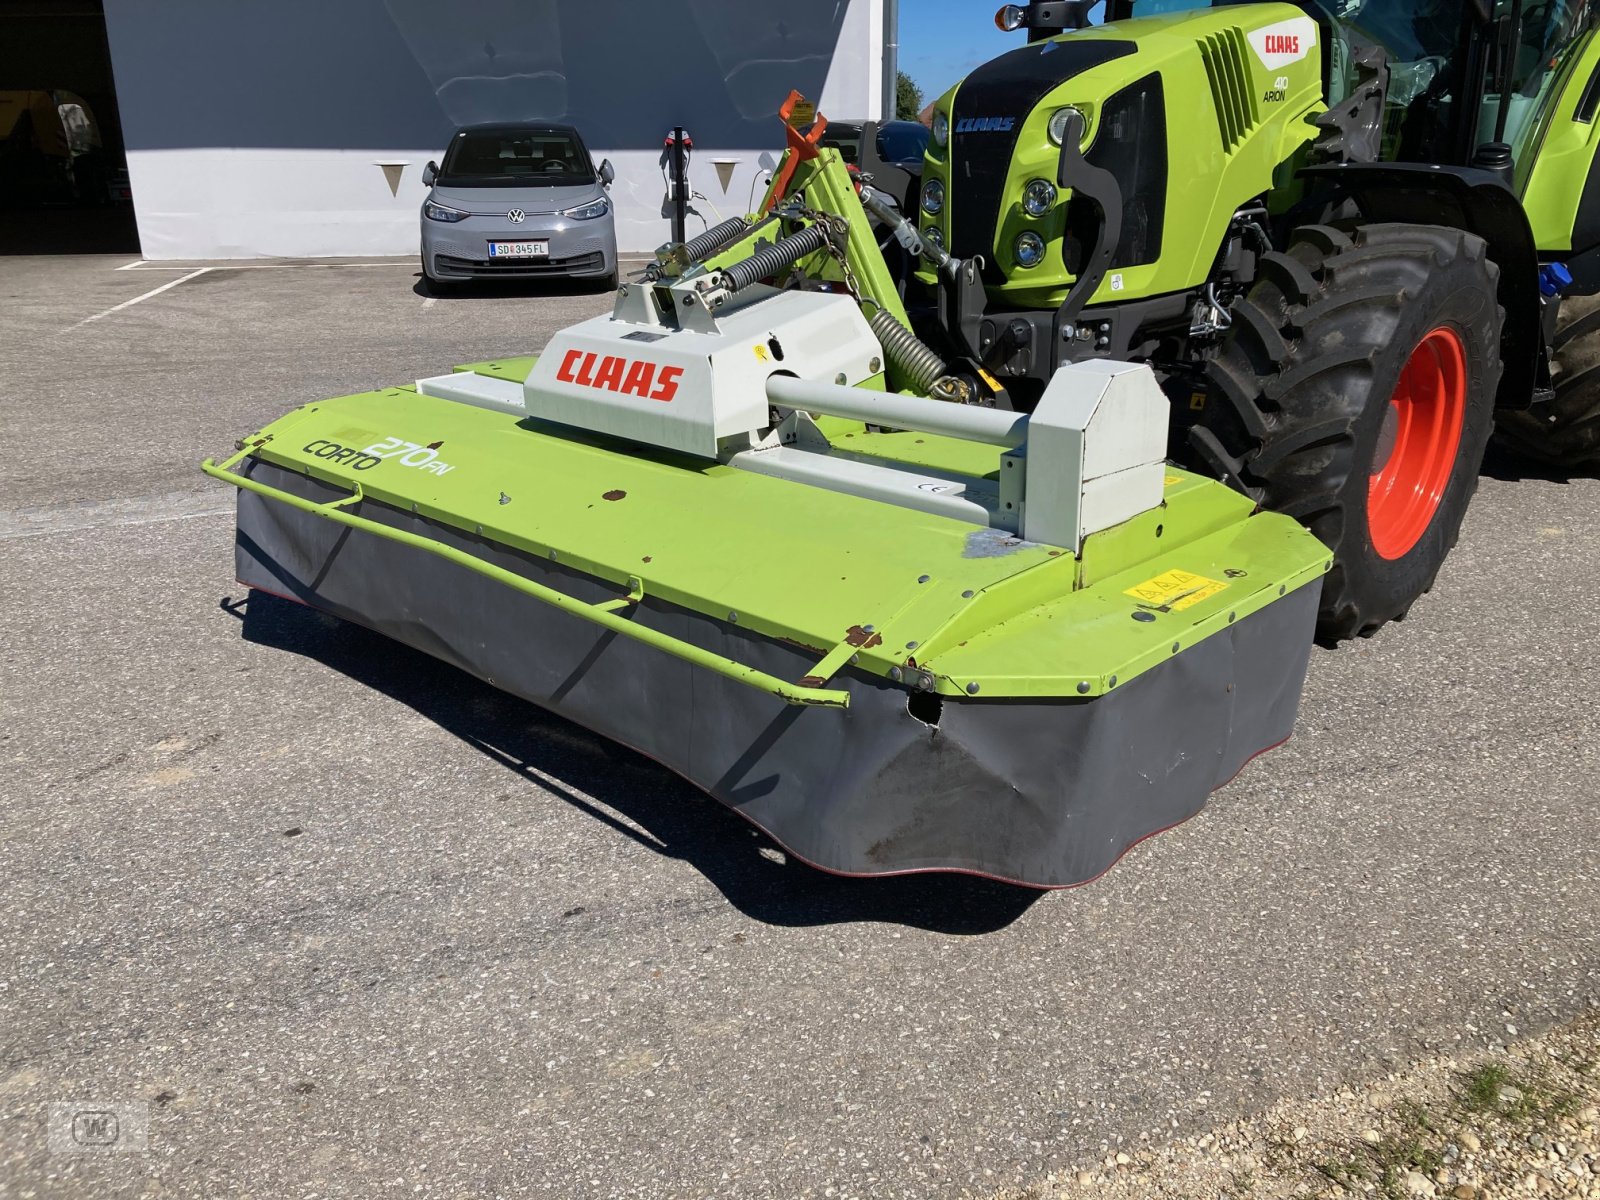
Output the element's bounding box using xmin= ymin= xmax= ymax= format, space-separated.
xmin=0 ymin=0 xmax=138 ymax=254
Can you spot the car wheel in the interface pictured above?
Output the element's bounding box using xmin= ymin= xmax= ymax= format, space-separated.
xmin=420 ymin=255 xmax=458 ymax=296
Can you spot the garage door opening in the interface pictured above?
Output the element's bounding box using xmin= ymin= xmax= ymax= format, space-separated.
xmin=0 ymin=0 xmax=138 ymax=254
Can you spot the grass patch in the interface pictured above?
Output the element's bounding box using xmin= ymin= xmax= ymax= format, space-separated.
xmin=1460 ymin=1062 xmax=1514 ymax=1114
xmin=1311 ymin=1155 xmax=1372 ymax=1188
xmin=1309 ymin=1106 xmax=1448 ymax=1200
xmin=1454 ymin=1059 xmax=1582 ymax=1130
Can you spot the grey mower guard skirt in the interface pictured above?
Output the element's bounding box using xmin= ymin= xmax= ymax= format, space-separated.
xmin=233 ymin=460 xmax=1319 ymax=887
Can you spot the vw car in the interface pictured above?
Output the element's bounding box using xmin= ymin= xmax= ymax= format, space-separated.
xmin=420 ymin=123 xmax=617 ymax=289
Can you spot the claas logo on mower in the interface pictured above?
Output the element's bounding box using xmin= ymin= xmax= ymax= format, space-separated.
xmin=556 ymin=349 xmax=683 ymax=402
xmin=1262 ymin=33 xmax=1299 ymax=53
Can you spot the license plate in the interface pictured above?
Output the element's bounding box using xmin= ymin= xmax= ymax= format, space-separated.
xmin=488 ymin=241 xmax=549 ymax=258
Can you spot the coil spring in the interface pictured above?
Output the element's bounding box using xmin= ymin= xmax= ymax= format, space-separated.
xmin=680 ymin=216 xmax=753 ymax=264
xmin=722 ymin=223 xmax=830 ymax=293
xmin=869 ymin=307 xmax=949 ymax=397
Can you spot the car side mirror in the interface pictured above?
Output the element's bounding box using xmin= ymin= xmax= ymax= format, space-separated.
xmin=422 ymin=161 xmax=437 ymax=186
xmin=599 ymin=158 xmax=615 ymax=186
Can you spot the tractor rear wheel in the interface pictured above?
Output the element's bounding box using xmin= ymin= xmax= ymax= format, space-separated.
xmin=1188 ymin=223 xmax=1503 ymax=642
xmin=1493 ymin=293 xmax=1600 ymax=471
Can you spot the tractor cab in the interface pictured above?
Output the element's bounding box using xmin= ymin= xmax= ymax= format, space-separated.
xmin=1317 ymin=0 xmax=1596 ymax=177
xmin=1000 ymin=0 xmax=1597 ymax=179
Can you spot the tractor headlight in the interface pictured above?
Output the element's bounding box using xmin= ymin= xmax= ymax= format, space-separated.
xmin=924 ymin=225 xmax=944 ymax=250
xmin=1047 ymin=106 xmax=1085 ymax=147
xmin=931 ymin=111 xmax=949 ymax=148
xmin=921 ymin=178 xmax=945 ymax=215
xmin=1022 ymin=178 xmax=1057 ymax=217
xmin=1014 ymin=231 xmax=1045 ymax=268
xmin=563 ymin=196 xmax=611 ymax=220
xmin=423 ymin=200 xmax=468 ymax=223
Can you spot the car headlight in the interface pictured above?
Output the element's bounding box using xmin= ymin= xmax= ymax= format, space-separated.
xmin=1014 ymin=231 xmax=1045 ymax=268
xmin=423 ymin=200 xmax=468 ymax=223
xmin=931 ymin=111 xmax=949 ymax=148
xmin=921 ymin=178 xmax=944 ymax=215
xmin=564 ymin=197 xmax=611 ymax=220
xmin=1022 ymin=179 xmax=1057 ymax=217
xmin=1048 ymin=107 xmax=1085 ymax=147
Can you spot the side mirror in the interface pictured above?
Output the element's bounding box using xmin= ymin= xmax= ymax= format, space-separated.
xmin=757 ymin=151 xmax=779 ymax=173
xmin=422 ymin=161 xmax=437 ymax=186
xmin=599 ymin=158 xmax=615 ymax=186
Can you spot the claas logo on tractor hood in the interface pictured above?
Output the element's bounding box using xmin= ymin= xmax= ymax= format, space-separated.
xmin=954 ymin=116 xmax=1016 ymax=134
xmin=1247 ymin=16 xmax=1316 ymax=70
xmin=556 ymin=349 xmax=683 ymax=402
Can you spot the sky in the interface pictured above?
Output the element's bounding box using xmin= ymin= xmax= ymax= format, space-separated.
xmin=896 ymin=0 xmax=1021 ymax=105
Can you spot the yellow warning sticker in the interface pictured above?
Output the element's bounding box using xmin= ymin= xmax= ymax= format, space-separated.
xmin=753 ymin=343 xmax=769 ymax=362
xmin=1124 ymin=569 xmax=1228 ymax=611
xmin=785 ymin=98 xmax=817 ymax=128
xmin=1163 ymin=473 xmax=1183 ymax=487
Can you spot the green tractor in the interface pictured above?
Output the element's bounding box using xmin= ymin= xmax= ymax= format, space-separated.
xmin=909 ymin=0 xmax=1600 ymax=638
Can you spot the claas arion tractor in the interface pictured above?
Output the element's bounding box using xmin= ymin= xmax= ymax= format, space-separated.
xmin=911 ymin=0 xmax=1599 ymax=636
xmin=205 ymin=0 xmax=1600 ymax=887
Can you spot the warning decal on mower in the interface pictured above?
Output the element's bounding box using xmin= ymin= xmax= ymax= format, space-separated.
xmin=1246 ymin=16 xmax=1316 ymax=71
xmin=1124 ymin=569 xmax=1228 ymax=612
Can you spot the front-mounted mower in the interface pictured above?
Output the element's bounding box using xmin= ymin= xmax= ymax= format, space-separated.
xmin=205 ymin=0 xmax=1600 ymax=887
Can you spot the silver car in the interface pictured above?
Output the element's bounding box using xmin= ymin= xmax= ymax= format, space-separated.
xmin=420 ymin=123 xmax=617 ymax=289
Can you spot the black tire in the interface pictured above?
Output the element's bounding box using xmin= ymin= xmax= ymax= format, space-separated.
xmin=1187 ymin=223 xmax=1503 ymax=642
xmin=420 ymin=255 xmax=458 ymax=296
xmin=1494 ymin=293 xmax=1600 ymax=471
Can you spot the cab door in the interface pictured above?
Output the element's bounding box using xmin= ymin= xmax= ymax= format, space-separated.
xmin=1512 ymin=11 xmax=1600 ymax=264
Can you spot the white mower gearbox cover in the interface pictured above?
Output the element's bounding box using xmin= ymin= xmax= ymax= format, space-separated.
xmin=524 ymin=288 xmax=884 ymax=458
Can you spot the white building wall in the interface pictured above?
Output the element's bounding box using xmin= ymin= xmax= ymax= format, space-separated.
xmin=106 ymin=0 xmax=883 ymax=260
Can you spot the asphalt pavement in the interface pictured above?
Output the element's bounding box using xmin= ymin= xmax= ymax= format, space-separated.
xmin=2 ymin=254 xmax=1596 ymax=1199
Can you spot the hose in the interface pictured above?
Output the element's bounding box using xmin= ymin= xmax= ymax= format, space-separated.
xmin=869 ymin=306 xmax=950 ymax=397
xmin=721 ymin=222 xmax=830 ymax=293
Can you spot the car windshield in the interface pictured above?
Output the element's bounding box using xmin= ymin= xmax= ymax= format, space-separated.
xmin=876 ymin=123 xmax=929 ymax=163
xmin=439 ymin=129 xmax=595 ymax=187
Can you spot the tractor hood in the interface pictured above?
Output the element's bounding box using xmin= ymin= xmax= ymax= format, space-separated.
xmin=944 ymin=37 xmax=1135 ymax=274
xmin=921 ymin=6 xmax=1324 ymax=306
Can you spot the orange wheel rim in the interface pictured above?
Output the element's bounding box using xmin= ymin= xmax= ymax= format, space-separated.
xmin=1367 ymin=327 xmax=1468 ymax=561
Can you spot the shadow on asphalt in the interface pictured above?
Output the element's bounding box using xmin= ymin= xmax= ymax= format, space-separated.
xmin=411 ymin=273 xmax=617 ymax=301
xmin=1479 ymin=442 xmax=1590 ymax=484
xmin=226 ymin=590 xmax=1043 ymax=934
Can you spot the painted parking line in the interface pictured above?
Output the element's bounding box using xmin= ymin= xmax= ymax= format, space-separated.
xmin=116 ymin=260 xmax=418 ymax=271
xmin=66 ymin=267 xmax=212 ymax=332
xmin=116 ymin=257 xmax=656 ymax=272
xmin=0 ymin=489 xmax=233 ymax=540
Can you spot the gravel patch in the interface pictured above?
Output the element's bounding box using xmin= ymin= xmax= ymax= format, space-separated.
xmin=1011 ymin=1012 xmax=1600 ymax=1199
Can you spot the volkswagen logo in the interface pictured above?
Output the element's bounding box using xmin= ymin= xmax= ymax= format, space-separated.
xmin=506 ymin=209 xmax=526 ymax=223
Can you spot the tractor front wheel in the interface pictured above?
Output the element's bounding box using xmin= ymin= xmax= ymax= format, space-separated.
xmin=1189 ymin=223 xmax=1504 ymax=642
